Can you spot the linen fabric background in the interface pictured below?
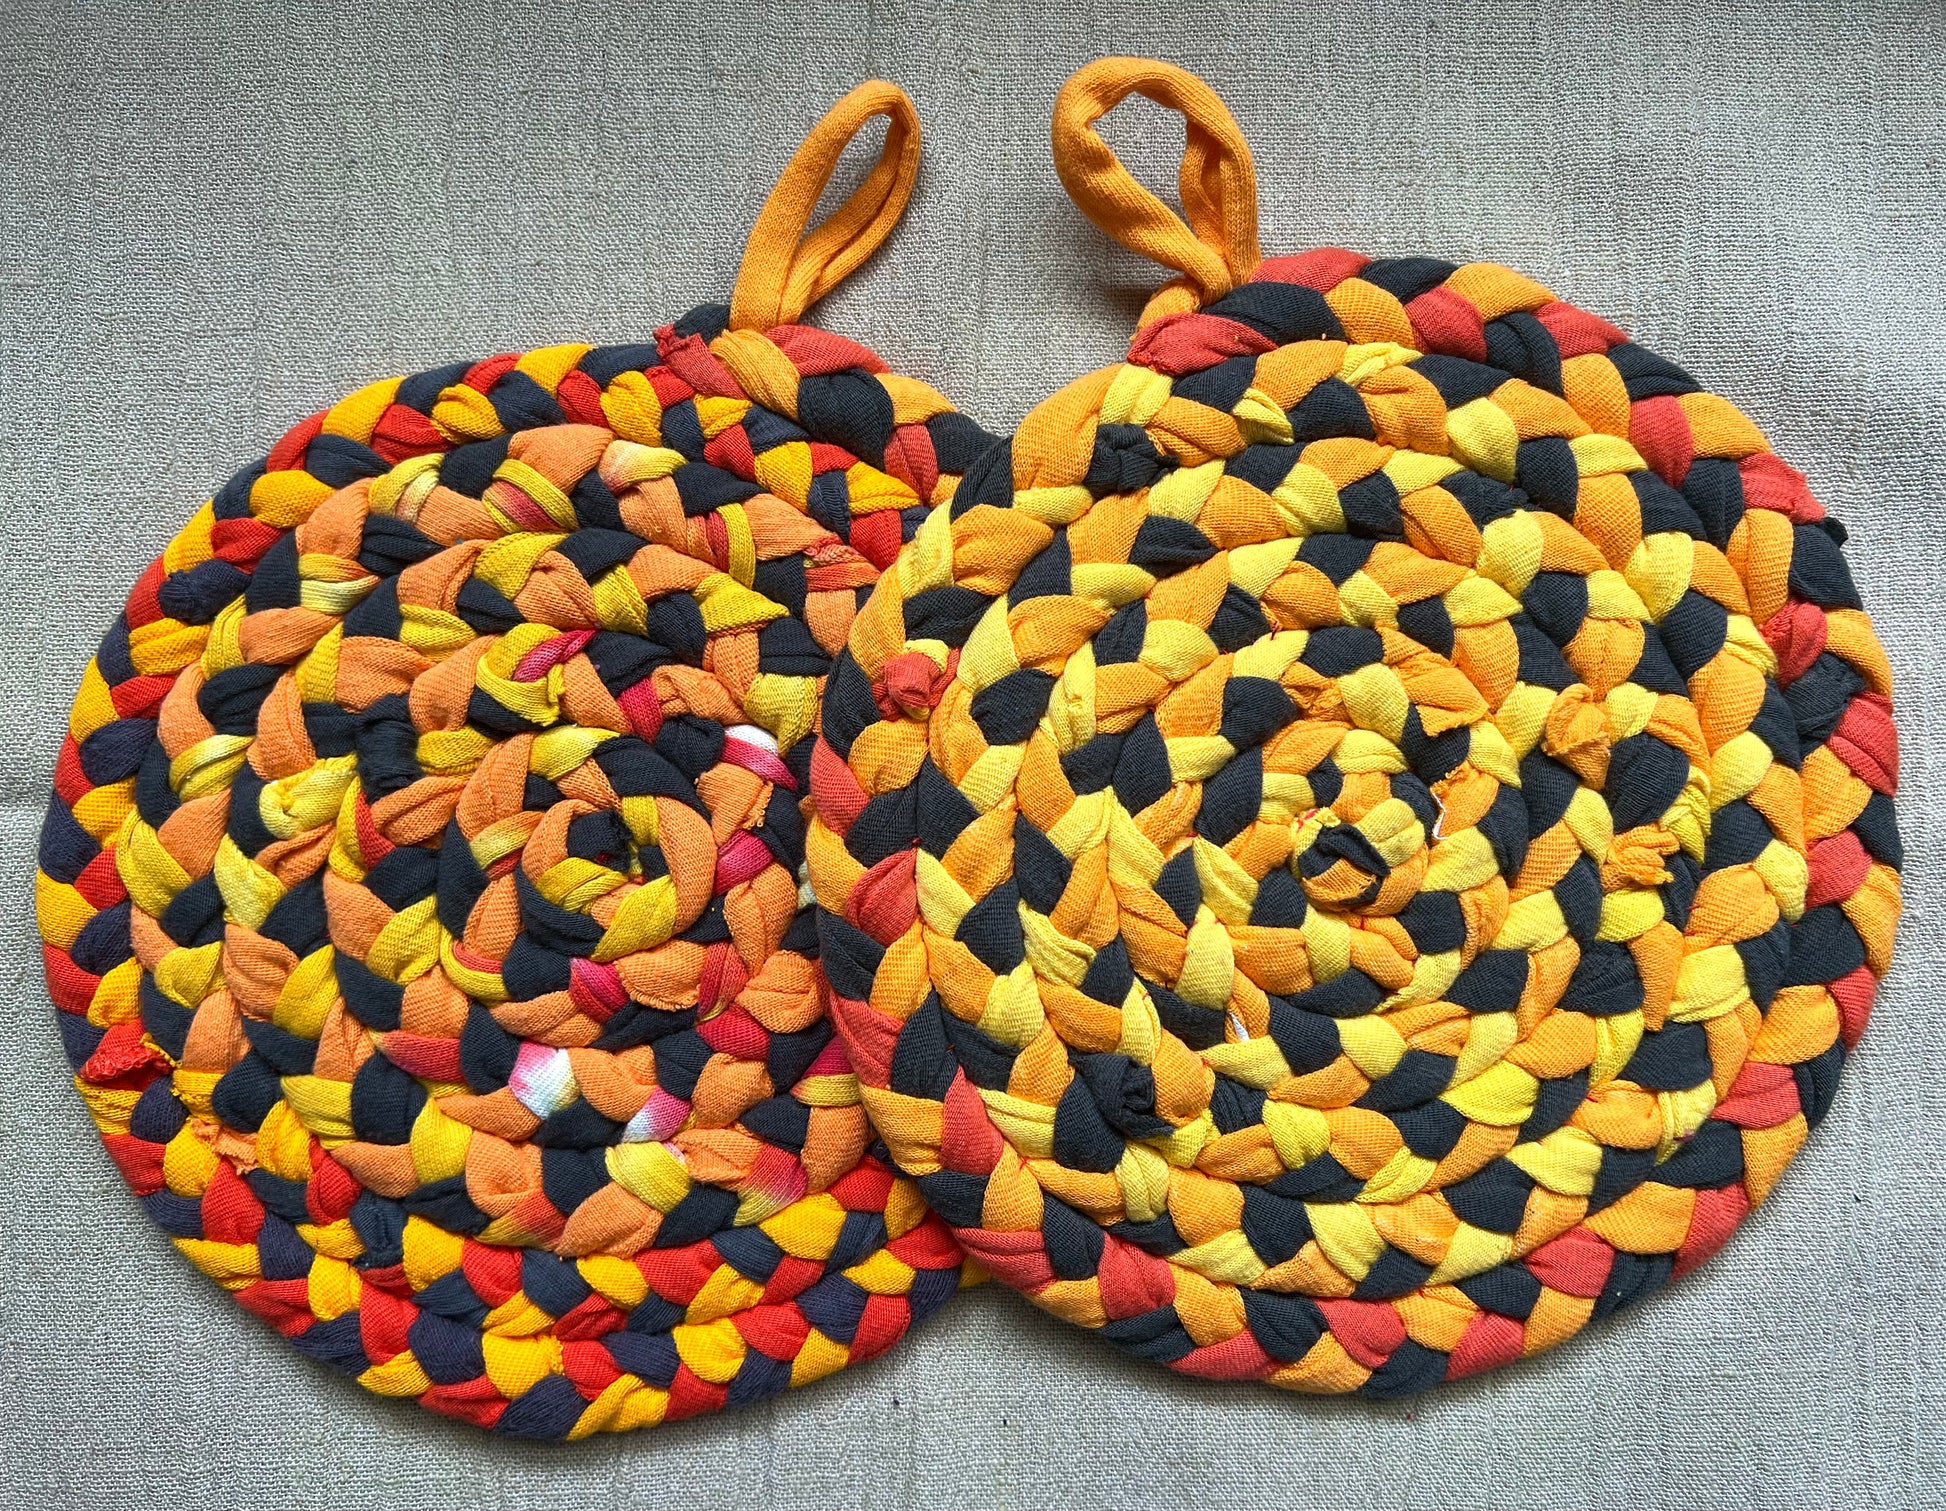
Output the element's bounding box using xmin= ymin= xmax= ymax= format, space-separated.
xmin=1 ymin=2 xmax=1941 ymax=1506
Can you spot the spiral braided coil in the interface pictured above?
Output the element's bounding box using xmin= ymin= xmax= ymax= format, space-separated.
xmin=808 ymin=246 xmax=1901 ymax=1396
xmin=35 ymin=303 xmax=998 ymax=1434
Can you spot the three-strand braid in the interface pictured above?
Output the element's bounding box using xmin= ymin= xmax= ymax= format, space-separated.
xmin=806 ymin=60 xmax=1900 ymax=1397
xmin=35 ymin=85 xmax=991 ymax=1437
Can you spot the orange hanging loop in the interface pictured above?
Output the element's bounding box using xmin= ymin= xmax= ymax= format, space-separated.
xmin=729 ymin=80 xmax=922 ymax=332
xmin=1051 ymin=57 xmax=1262 ymax=326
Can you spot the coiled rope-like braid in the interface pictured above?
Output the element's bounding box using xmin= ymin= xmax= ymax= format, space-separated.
xmin=35 ymin=83 xmax=992 ymax=1437
xmin=808 ymin=59 xmax=1900 ymax=1396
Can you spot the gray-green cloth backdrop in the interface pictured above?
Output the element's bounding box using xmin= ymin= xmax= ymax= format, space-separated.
xmin=2 ymin=3 xmax=1941 ymax=1507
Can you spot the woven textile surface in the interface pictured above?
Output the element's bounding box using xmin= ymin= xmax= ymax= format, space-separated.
xmin=3 ymin=1 xmax=1943 ymax=1507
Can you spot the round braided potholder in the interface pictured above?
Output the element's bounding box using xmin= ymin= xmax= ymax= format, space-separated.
xmin=34 ymin=84 xmax=990 ymax=1437
xmin=807 ymin=60 xmax=1901 ymax=1397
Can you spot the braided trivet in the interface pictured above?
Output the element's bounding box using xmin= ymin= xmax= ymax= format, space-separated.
xmin=808 ymin=59 xmax=1901 ymax=1397
xmin=35 ymin=83 xmax=990 ymax=1436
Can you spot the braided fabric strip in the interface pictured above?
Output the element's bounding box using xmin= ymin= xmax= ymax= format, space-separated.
xmin=809 ymin=251 xmax=1901 ymax=1396
xmin=36 ymin=306 xmax=993 ymax=1436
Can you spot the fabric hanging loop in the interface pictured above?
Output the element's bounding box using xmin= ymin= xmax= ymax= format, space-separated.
xmin=1051 ymin=56 xmax=1262 ymax=328
xmin=731 ymin=80 xmax=922 ymax=331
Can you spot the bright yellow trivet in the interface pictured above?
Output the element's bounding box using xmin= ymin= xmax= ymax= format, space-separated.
xmin=808 ymin=59 xmax=1901 ymax=1395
